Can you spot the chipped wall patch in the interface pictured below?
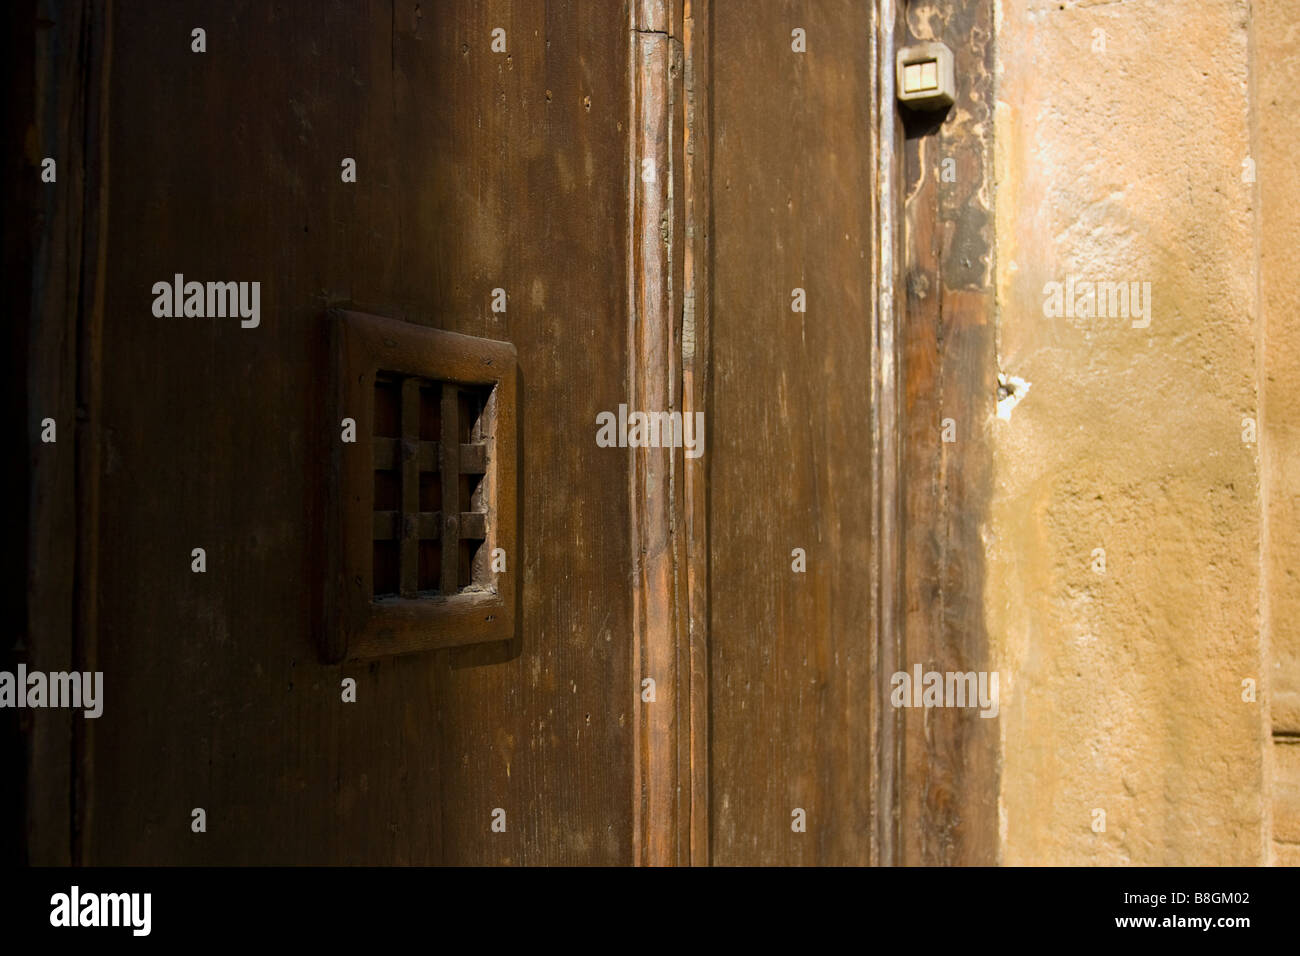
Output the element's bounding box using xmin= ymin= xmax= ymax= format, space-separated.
xmin=996 ymin=373 xmax=1030 ymax=421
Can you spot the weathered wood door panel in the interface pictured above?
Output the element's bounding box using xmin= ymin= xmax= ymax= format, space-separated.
xmin=705 ymin=0 xmax=878 ymax=865
xmin=86 ymin=0 xmax=636 ymax=865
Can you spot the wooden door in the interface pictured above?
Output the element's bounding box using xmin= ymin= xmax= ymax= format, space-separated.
xmin=78 ymin=0 xmax=641 ymax=866
xmin=14 ymin=0 xmax=902 ymax=866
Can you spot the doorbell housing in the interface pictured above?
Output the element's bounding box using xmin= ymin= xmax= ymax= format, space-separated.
xmin=896 ymin=42 xmax=956 ymax=111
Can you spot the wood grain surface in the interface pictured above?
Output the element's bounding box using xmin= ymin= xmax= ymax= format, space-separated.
xmin=85 ymin=0 xmax=636 ymax=864
xmin=706 ymin=0 xmax=878 ymax=865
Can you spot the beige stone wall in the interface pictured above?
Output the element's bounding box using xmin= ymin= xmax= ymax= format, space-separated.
xmin=1259 ymin=0 xmax=1300 ymax=866
xmin=990 ymin=0 xmax=1267 ymax=864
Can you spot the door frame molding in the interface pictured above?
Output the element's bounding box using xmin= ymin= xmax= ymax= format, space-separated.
xmin=628 ymin=0 xmax=688 ymax=867
xmin=8 ymin=0 xmax=113 ymax=866
xmin=871 ymin=0 xmax=906 ymax=869
xmin=895 ymin=0 xmax=1000 ymax=865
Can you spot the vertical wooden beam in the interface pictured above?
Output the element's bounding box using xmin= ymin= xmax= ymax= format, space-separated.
xmin=871 ymin=0 xmax=906 ymax=869
xmin=72 ymin=0 xmax=113 ymax=865
xmin=629 ymin=0 xmax=687 ymax=867
xmin=3 ymin=0 xmax=113 ymax=866
xmin=897 ymin=0 xmax=999 ymax=865
xmin=2 ymin=0 xmax=72 ymax=866
xmin=681 ymin=0 xmax=711 ymax=868
xmin=438 ymin=383 xmax=459 ymax=596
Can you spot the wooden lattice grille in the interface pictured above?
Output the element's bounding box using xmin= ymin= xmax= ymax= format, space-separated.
xmin=328 ymin=309 xmax=516 ymax=661
xmin=372 ymin=375 xmax=490 ymax=598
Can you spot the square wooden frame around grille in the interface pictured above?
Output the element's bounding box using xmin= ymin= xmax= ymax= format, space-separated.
xmin=326 ymin=310 xmax=518 ymax=661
